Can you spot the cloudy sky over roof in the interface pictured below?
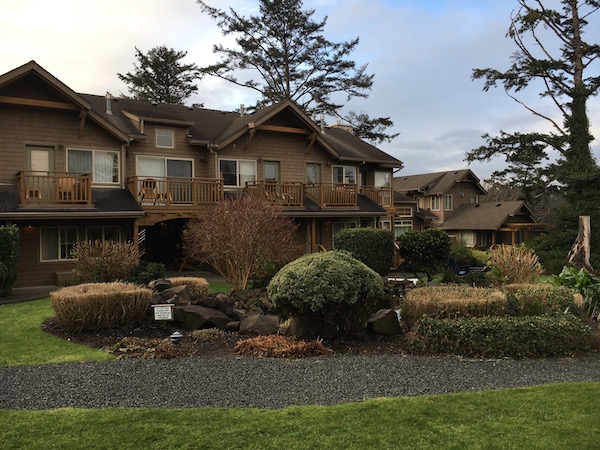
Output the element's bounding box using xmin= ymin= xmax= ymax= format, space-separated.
xmin=2 ymin=0 xmax=599 ymax=181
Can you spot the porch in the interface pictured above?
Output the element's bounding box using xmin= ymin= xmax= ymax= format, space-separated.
xmin=17 ymin=171 xmax=92 ymax=207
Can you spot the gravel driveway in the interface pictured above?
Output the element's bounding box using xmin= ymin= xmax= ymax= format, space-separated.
xmin=2 ymin=354 xmax=600 ymax=410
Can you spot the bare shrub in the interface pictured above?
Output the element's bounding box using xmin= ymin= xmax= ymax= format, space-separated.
xmin=51 ymin=282 xmax=152 ymax=332
xmin=169 ymin=277 xmax=209 ymax=298
xmin=182 ymin=195 xmax=301 ymax=290
xmin=402 ymin=285 xmax=507 ymax=330
xmin=235 ymin=335 xmax=333 ymax=358
xmin=488 ymin=245 xmax=544 ymax=284
xmin=71 ymin=240 xmax=138 ymax=282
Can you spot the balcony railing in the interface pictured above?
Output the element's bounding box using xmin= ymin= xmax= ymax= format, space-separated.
xmin=17 ymin=171 xmax=92 ymax=206
xmin=306 ymin=183 xmax=358 ymax=207
xmin=360 ymin=186 xmax=393 ymax=208
xmin=245 ymin=181 xmax=304 ymax=207
xmin=128 ymin=176 xmax=224 ymax=206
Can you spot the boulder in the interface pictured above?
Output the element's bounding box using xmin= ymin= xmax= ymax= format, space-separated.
xmin=225 ymin=321 xmax=240 ymax=332
xmin=149 ymin=278 xmax=172 ymax=292
xmin=215 ymin=293 xmax=235 ymax=317
xmin=286 ymin=317 xmax=318 ymax=337
xmin=159 ymin=285 xmax=191 ymax=306
xmin=174 ymin=305 xmax=232 ymax=330
xmin=367 ymin=309 xmax=401 ymax=335
xmin=197 ymin=295 xmax=219 ymax=308
xmin=239 ymin=314 xmax=279 ymax=335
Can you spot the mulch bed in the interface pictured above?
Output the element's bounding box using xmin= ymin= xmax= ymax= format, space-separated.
xmin=42 ymin=317 xmax=408 ymax=359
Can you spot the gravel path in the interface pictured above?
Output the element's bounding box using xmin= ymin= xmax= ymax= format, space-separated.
xmin=2 ymin=354 xmax=600 ymax=410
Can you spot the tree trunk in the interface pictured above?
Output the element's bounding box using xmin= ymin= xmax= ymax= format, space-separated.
xmin=567 ymin=215 xmax=594 ymax=273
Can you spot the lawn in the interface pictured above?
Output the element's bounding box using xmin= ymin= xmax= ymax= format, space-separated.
xmin=1 ymin=382 xmax=598 ymax=449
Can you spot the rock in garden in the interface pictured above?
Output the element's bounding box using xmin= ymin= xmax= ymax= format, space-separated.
xmin=239 ymin=314 xmax=279 ymax=335
xmin=215 ymin=293 xmax=235 ymax=317
xmin=149 ymin=278 xmax=171 ymax=292
xmin=159 ymin=285 xmax=191 ymax=305
xmin=225 ymin=321 xmax=240 ymax=332
xmin=174 ymin=305 xmax=232 ymax=330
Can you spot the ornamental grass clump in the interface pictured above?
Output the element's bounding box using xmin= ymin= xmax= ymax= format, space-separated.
xmin=502 ymin=284 xmax=583 ymax=316
xmin=51 ymin=282 xmax=152 ymax=332
xmin=402 ymin=285 xmax=507 ymax=330
xmin=487 ymin=245 xmax=544 ymax=284
xmin=168 ymin=277 xmax=209 ymax=299
xmin=268 ymin=251 xmax=384 ymax=336
xmin=235 ymin=335 xmax=333 ymax=358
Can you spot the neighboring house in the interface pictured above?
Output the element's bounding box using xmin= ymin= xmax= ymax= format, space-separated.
xmin=0 ymin=61 xmax=402 ymax=287
xmin=393 ymin=169 xmax=541 ymax=247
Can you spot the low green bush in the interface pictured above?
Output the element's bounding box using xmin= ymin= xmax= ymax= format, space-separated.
xmin=268 ymin=251 xmax=383 ymax=336
xmin=51 ymin=282 xmax=152 ymax=332
xmin=402 ymin=286 xmax=507 ymax=330
xmin=334 ymin=227 xmax=394 ymax=275
xmin=502 ymin=284 xmax=582 ymax=316
xmin=397 ymin=229 xmax=451 ymax=281
xmin=0 ymin=225 xmax=19 ymax=296
xmin=127 ymin=261 xmax=166 ymax=285
xmin=552 ymin=266 xmax=600 ymax=318
xmin=410 ymin=314 xmax=593 ymax=358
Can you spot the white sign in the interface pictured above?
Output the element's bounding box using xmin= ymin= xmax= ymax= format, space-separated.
xmin=152 ymin=304 xmax=174 ymax=321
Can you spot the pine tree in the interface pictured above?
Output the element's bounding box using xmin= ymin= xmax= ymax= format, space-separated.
xmin=197 ymin=0 xmax=397 ymax=143
xmin=118 ymin=46 xmax=201 ymax=105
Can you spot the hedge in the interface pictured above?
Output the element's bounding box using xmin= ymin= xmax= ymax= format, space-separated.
xmin=334 ymin=227 xmax=394 ymax=275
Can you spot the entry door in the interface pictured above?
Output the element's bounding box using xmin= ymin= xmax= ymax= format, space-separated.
xmin=27 ymin=146 xmax=54 ymax=172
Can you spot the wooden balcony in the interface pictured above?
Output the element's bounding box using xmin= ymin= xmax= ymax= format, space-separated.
xmin=128 ymin=176 xmax=224 ymax=209
xmin=246 ymin=181 xmax=304 ymax=207
xmin=360 ymin=186 xmax=393 ymax=208
xmin=17 ymin=171 xmax=92 ymax=207
xmin=306 ymin=183 xmax=358 ymax=207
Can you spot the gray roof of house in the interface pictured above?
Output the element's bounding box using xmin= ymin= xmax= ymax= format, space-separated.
xmin=440 ymin=201 xmax=536 ymax=231
xmin=393 ymin=169 xmax=485 ymax=195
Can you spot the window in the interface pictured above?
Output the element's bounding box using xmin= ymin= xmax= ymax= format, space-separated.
xmin=470 ymin=195 xmax=479 ymax=204
xmin=156 ymin=128 xmax=174 ymax=148
xmin=444 ymin=194 xmax=453 ymax=211
xmin=219 ymin=159 xmax=256 ymax=187
xmin=137 ymin=156 xmax=193 ymax=178
xmin=332 ymin=165 xmax=356 ymax=184
xmin=396 ymin=207 xmax=412 ymax=217
xmin=431 ymin=196 xmax=440 ymax=211
xmin=68 ymin=149 xmax=119 ymax=183
xmin=395 ymin=220 xmax=413 ymax=239
xmin=263 ymin=161 xmax=280 ymax=182
xmin=306 ymin=163 xmax=322 ymax=184
xmin=41 ymin=227 xmax=78 ymax=261
xmin=374 ymin=171 xmax=391 ymax=187
xmin=87 ymin=226 xmax=121 ymax=243
xmin=460 ymin=231 xmax=475 ymax=247
xmin=380 ymin=220 xmax=392 ymax=230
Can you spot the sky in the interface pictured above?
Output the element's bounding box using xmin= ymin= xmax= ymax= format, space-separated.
xmin=2 ymin=0 xmax=599 ymax=182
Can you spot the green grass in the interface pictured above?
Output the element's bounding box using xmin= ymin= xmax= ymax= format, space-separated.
xmin=208 ymin=280 xmax=231 ymax=294
xmin=1 ymin=382 xmax=598 ymax=449
xmin=0 ymin=298 xmax=113 ymax=367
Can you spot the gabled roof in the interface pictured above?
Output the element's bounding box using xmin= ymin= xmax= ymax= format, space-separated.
xmin=394 ymin=191 xmax=417 ymax=204
xmin=393 ymin=169 xmax=485 ymax=195
xmin=439 ymin=201 xmax=536 ymax=231
xmin=0 ymin=61 xmax=130 ymax=143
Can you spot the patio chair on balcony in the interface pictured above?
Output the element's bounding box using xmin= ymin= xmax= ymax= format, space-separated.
xmin=58 ymin=177 xmax=76 ymax=201
xmin=139 ymin=178 xmax=160 ymax=205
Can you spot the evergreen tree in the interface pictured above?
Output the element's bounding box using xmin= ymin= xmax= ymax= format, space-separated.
xmin=197 ymin=0 xmax=397 ymax=143
xmin=467 ymin=0 xmax=600 ymax=256
xmin=118 ymin=46 xmax=201 ymax=105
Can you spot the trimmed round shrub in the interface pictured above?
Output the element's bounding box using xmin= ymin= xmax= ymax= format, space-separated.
xmin=402 ymin=286 xmax=507 ymax=330
xmin=397 ymin=228 xmax=451 ymax=281
xmin=409 ymin=314 xmax=593 ymax=358
xmin=267 ymin=251 xmax=384 ymax=336
xmin=169 ymin=276 xmax=209 ymax=298
xmin=127 ymin=261 xmax=166 ymax=285
xmin=51 ymin=282 xmax=152 ymax=332
xmin=334 ymin=227 xmax=394 ymax=275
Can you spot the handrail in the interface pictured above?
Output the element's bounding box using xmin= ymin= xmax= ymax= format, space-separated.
xmin=17 ymin=171 xmax=92 ymax=206
xmin=128 ymin=176 xmax=224 ymax=206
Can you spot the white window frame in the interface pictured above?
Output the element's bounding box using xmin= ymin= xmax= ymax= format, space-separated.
xmin=67 ymin=148 xmax=120 ymax=185
xmin=86 ymin=225 xmax=121 ymax=243
xmin=332 ymin=165 xmax=357 ymax=185
xmin=444 ymin=194 xmax=453 ymax=211
xmin=156 ymin=128 xmax=174 ymax=148
xmin=40 ymin=226 xmax=78 ymax=262
xmin=470 ymin=195 xmax=479 ymax=204
xmin=136 ymin=155 xmax=194 ymax=178
xmin=460 ymin=231 xmax=476 ymax=247
xmin=431 ymin=196 xmax=441 ymax=211
xmin=218 ymin=158 xmax=257 ymax=188
xmin=395 ymin=219 xmax=413 ymax=239
xmin=374 ymin=171 xmax=392 ymax=187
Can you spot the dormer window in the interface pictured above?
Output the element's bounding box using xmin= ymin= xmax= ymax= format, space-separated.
xmin=156 ymin=128 xmax=174 ymax=148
